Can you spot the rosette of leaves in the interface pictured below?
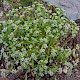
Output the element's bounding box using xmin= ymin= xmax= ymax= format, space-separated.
xmin=0 ymin=1 xmax=79 ymax=79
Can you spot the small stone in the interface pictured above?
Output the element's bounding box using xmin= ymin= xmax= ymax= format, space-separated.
xmin=63 ymin=66 xmax=68 ymax=74
xmin=74 ymin=69 xmax=78 ymax=72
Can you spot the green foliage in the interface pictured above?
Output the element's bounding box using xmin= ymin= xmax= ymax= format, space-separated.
xmin=6 ymin=0 xmax=38 ymax=7
xmin=0 ymin=0 xmax=3 ymax=7
xmin=20 ymin=0 xmax=37 ymax=5
xmin=0 ymin=1 xmax=79 ymax=78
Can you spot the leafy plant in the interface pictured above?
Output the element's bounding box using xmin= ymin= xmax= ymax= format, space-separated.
xmin=0 ymin=1 xmax=79 ymax=79
xmin=6 ymin=0 xmax=38 ymax=7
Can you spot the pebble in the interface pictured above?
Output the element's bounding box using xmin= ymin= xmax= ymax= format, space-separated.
xmin=63 ymin=66 xmax=68 ymax=74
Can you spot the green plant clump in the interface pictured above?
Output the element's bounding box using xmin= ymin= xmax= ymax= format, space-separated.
xmin=0 ymin=1 xmax=79 ymax=79
xmin=6 ymin=0 xmax=38 ymax=7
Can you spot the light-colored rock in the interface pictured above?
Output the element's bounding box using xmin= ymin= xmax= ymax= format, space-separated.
xmin=63 ymin=66 xmax=68 ymax=74
xmin=43 ymin=0 xmax=80 ymax=20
